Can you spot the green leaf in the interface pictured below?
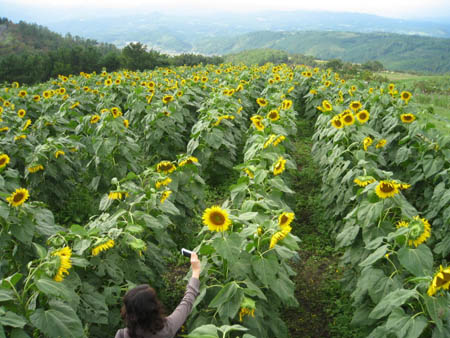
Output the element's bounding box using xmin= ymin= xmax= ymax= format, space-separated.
xmin=242 ymin=280 xmax=267 ymax=301
xmin=270 ymin=273 xmax=297 ymax=306
xmin=0 ymin=312 xmax=27 ymax=328
xmin=70 ymin=224 xmax=88 ymax=236
xmin=10 ymin=328 xmax=31 ymax=338
xmin=209 ymin=282 xmax=238 ymax=308
xmin=336 ymin=224 xmax=360 ymax=248
xmin=398 ymin=245 xmax=433 ymax=277
xmin=34 ymin=208 xmax=61 ymax=236
xmin=236 ymin=212 xmax=258 ymax=222
xmin=359 ymin=244 xmax=389 ymax=267
xmin=251 ymin=255 xmax=278 ymax=286
xmin=32 ymin=243 xmax=47 ymax=259
xmin=0 ymin=202 xmax=9 ymax=220
xmin=269 ymin=177 xmax=294 ymax=193
xmin=1 ymin=274 xmax=23 ymax=289
xmin=0 ymin=289 xmax=15 ymax=302
xmin=185 ymin=324 xmax=219 ymax=338
xmin=99 ymin=194 xmax=113 ymax=211
xmin=30 ymin=300 xmax=85 ymax=338
xmin=35 ymin=277 xmax=79 ymax=304
xmin=369 ymin=289 xmax=418 ymax=319
xmin=218 ymin=288 xmax=243 ymax=321
xmin=424 ymin=295 xmax=447 ymax=333
xmin=212 ymin=232 xmax=241 ymax=262
xmin=385 ymin=308 xmax=428 ymax=338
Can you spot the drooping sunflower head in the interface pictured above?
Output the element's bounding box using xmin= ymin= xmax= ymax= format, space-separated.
xmin=123 ymin=119 xmax=129 ymax=128
xmin=202 ymin=206 xmax=232 ymax=232
xmin=400 ymin=113 xmax=416 ymax=123
xmin=162 ymin=95 xmax=174 ymax=104
xmin=353 ymin=176 xmax=376 ymax=187
xmin=427 ymin=265 xmax=450 ymax=297
xmin=322 ymin=100 xmax=333 ymax=112
xmin=256 ymin=98 xmax=268 ymax=107
xmin=375 ymin=180 xmax=399 ymax=199
xmin=267 ymin=110 xmax=280 ymax=122
xmin=6 ymin=188 xmax=30 ymax=207
xmin=156 ymin=161 xmax=176 ymax=174
xmin=356 ymin=110 xmax=369 ymax=124
xmin=0 ymin=154 xmax=10 ymax=168
xmin=407 ymin=216 xmax=431 ymax=247
xmin=330 ymin=116 xmax=344 ymax=129
xmin=278 ymin=212 xmax=295 ymax=229
xmin=363 ymin=136 xmax=373 ymax=151
xmin=281 ymin=99 xmax=293 ymax=110
xmin=111 ymin=107 xmax=122 ymax=118
xmin=160 ymin=190 xmax=172 ymax=204
xmin=375 ymin=139 xmax=387 ymax=149
xmin=250 ymin=115 xmax=264 ymax=131
xmin=55 ymin=150 xmax=65 ymax=159
xmin=349 ymin=101 xmax=362 ymax=112
xmin=263 ymin=134 xmax=277 ymax=149
xmin=273 ymin=156 xmax=286 ymax=176
xmin=90 ymin=115 xmax=100 ymax=124
xmin=179 ymin=156 xmax=198 ymax=167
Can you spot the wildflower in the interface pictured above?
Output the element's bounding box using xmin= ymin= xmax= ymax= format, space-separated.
xmin=52 ymin=247 xmax=72 ymax=282
xmin=6 ymin=188 xmax=29 ymax=207
xmin=396 ymin=216 xmax=431 ymax=247
xmin=92 ymin=239 xmax=115 ymax=256
xmin=375 ymin=180 xmax=399 ymax=199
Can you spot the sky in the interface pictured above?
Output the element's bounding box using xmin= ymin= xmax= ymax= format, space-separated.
xmin=1 ymin=0 xmax=450 ymax=21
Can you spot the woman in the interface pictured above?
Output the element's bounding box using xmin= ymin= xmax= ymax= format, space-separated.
xmin=115 ymin=252 xmax=201 ymax=338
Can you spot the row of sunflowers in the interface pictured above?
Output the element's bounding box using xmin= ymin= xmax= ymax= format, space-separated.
xmin=0 ymin=63 xmax=306 ymax=337
xmin=301 ymin=67 xmax=450 ymax=337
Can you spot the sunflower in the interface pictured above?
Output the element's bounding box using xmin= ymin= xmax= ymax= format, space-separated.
xmin=330 ymin=116 xmax=344 ymax=129
xmin=269 ymin=227 xmax=291 ymax=249
xmin=70 ymin=102 xmax=80 ymax=109
xmin=179 ymin=156 xmax=198 ymax=167
xmin=376 ymin=139 xmax=387 ymax=149
xmin=202 ymin=206 xmax=232 ymax=232
xmin=281 ymin=99 xmax=293 ymax=110
xmin=363 ymin=136 xmax=373 ymax=151
xmin=341 ymin=112 xmax=355 ymax=126
xmin=157 ymin=161 xmax=176 ymax=174
xmin=92 ymin=239 xmax=115 ymax=256
xmin=263 ymin=134 xmax=276 ymax=149
xmin=0 ymin=127 xmax=9 ymax=132
xmin=54 ymin=150 xmax=65 ymax=159
xmin=353 ymin=176 xmax=376 ymax=187
xmin=111 ymin=107 xmax=122 ymax=118
xmin=90 ymin=115 xmax=100 ymax=124
xmin=160 ymin=190 xmax=172 ymax=204
xmin=17 ymin=109 xmax=26 ymax=118
xmin=400 ymin=91 xmax=412 ymax=103
xmin=267 ymin=110 xmax=280 ymax=122
xmin=162 ymin=95 xmax=174 ymax=104
xmin=156 ymin=177 xmax=172 ymax=189
xmin=114 ymin=79 xmax=121 ymax=85
xmin=33 ymin=95 xmax=40 ymax=102
xmin=108 ymin=191 xmax=128 ymax=200
xmin=427 ymin=265 xmax=450 ymax=297
xmin=6 ymin=188 xmax=30 ymax=207
xmin=28 ymin=164 xmax=44 ymax=173
xmin=104 ymin=78 xmax=112 ymax=86
xmin=375 ymin=180 xmax=399 ymax=199
xmin=256 ymin=98 xmax=268 ymax=107
xmin=309 ymin=89 xmax=317 ymax=95
xmin=396 ymin=216 xmax=431 ymax=247
xmin=273 ymin=135 xmax=285 ymax=146
xmin=356 ymin=110 xmax=369 ymax=123
xmin=349 ymin=101 xmax=362 ymax=112
xmin=273 ymin=157 xmax=286 ymax=176
xmin=58 ymin=87 xmax=66 ymax=95
xmin=123 ymin=119 xmax=129 ymax=128
xmin=400 ymin=113 xmax=416 ymax=123
xmin=18 ymin=90 xmax=27 ymax=98
xmin=250 ymin=115 xmax=264 ymax=131
xmin=239 ymin=297 xmax=256 ymax=322
xmin=52 ymin=247 xmax=72 ymax=282
xmin=14 ymin=135 xmax=27 ymax=141
xmin=244 ymin=168 xmax=254 ymax=179
xmin=322 ymin=100 xmax=333 ymax=112
xmin=278 ymin=212 xmax=294 ymax=230
xmin=0 ymin=154 xmax=10 ymax=168
xmin=351 ymin=85 xmax=357 ymax=92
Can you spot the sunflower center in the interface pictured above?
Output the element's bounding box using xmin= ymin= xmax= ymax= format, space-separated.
xmin=335 ymin=120 xmax=342 ymax=127
xmin=210 ymin=212 xmax=225 ymax=226
xmin=280 ymin=215 xmax=288 ymax=225
xmin=269 ymin=112 xmax=277 ymax=119
xmin=0 ymin=158 xmax=5 ymax=165
xmin=404 ymin=116 xmax=412 ymax=121
xmin=436 ymin=272 xmax=450 ymax=287
xmin=359 ymin=113 xmax=367 ymax=119
xmin=13 ymin=193 xmax=24 ymax=203
xmin=380 ymin=183 xmax=394 ymax=193
xmin=344 ymin=116 xmax=353 ymax=123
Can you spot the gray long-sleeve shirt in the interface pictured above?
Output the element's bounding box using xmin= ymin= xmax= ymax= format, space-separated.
xmin=115 ymin=277 xmax=200 ymax=338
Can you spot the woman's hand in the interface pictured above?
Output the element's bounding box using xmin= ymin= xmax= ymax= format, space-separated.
xmin=190 ymin=252 xmax=201 ymax=279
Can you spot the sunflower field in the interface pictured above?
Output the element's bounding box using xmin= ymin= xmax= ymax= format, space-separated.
xmin=0 ymin=62 xmax=449 ymax=338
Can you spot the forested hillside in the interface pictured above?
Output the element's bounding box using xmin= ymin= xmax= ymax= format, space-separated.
xmin=196 ymin=31 xmax=450 ymax=73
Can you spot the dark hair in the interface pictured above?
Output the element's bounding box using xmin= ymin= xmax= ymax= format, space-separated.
xmin=120 ymin=284 xmax=166 ymax=338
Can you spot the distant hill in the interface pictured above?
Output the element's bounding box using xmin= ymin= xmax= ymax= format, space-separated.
xmin=197 ymin=31 xmax=450 ymax=73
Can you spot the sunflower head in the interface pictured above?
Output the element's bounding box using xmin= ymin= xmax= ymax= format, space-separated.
xmin=202 ymin=206 xmax=232 ymax=232
xmin=6 ymin=188 xmax=30 ymax=207
xmin=427 ymin=266 xmax=450 ymax=296
xmin=278 ymin=212 xmax=294 ymax=229
xmin=363 ymin=136 xmax=373 ymax=151
xmin=400 ymin=91 xmax=412 ymax=102
xmin=256 ymin=98 xmax=267 ymax=107
xmin=331 ymin=116 xmax=344 ymax=129
xmin=267 ymin=110 xmax=280 ymax=122
xmin=400 ymin=114 xmax=416 ymax=123
xmin=376 ymin=139 xmax=387 ymax=149
xmin=354 ymin=176 xmax=376 ymax=187
xmin=0 ymin=154 xmax=10 ymax=168
xmin=341 ymin=112 xmax=355 ymax=126
xmin=322 ymin=100 xmax=333 ymax=112
xmin=356 ymin=110 xmax=369 ymax=123
xmin=349 ymin=101 xmax=362 ymax=112
xmin=281 ymin=100 xmax=293 ymax=110
xmin=156 ymin=161 xmax=176 ymax=174
xmin=273 ymin=157 xmax=286 ymax=176
xmin=375 ymin=180 xmax=399 ymax=199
